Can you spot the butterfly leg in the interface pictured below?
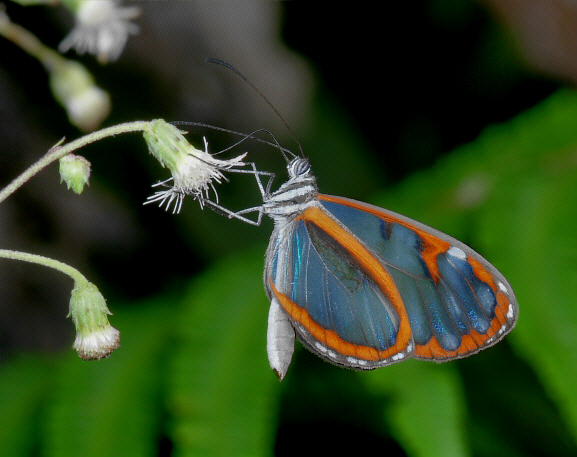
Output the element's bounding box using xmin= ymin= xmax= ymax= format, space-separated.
xmin=204 ymin=161 xmax=273 ymax=225
xmin=203 ymin=199 xmax=264 ymax=226
xmin=225 ymin=161 xmax=275 ymax=199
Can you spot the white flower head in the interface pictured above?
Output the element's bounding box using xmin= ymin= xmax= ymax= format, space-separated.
xmin=143 ymin=120 xmax=248 ymax=214
xmin=73 ymin=326 xmax=120 ymax=361
xmin=68 ymin=280 xmax=120 ymax=360
xmin=59 ymin=0 xmax=140 ymax=64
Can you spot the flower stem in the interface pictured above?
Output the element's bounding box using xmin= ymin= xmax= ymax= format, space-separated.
xmin=0 ymin=7 xmax=62 ymax=71
xmin=0 ymin=249 xmax=88 ymax=284
xmin=0 ymin=121 xmax=151 ymax=205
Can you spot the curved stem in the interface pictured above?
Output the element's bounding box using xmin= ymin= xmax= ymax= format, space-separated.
xmin=0 ymin=249 xmax=88 ymax=284
xmin=0 ymin=121 xmax=150 ymax=205
xmin=0 ymin=7 xmax=62 ymax=71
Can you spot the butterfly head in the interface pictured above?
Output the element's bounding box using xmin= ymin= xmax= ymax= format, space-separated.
xmin=287 ymin=157 xmax=312 ymax=179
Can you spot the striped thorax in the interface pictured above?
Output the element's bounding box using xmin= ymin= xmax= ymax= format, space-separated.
xmin=263 ymin=158 xmax=318 ymax=223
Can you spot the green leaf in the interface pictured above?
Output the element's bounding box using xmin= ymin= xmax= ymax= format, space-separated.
xmin=167 ymin=245 xmax=280 ymax=457
xmin=483 ymin=175 xmax=577 ymax=440
xmin=373 ymin=89 xmax=577 ymax=449
xmin=363 ymin=361 xmax=470 ymax=457
xmin=0 ymin=355 xmax=51 ymax=456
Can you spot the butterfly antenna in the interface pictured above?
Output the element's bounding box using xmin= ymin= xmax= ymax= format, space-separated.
xmin=206 ymin=58 xmax=304 ymax=161
xmin=217 ymin=128 xmax=285 ymax=158
xmin=172 ymin=121 xmax=294 ymax=160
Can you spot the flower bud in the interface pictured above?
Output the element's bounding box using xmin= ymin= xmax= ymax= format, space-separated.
xmin=49 ymin=60 xmax=110 ymax=131
xmin=59 ymin=153 xmax=91 ymax=194
xmin=68 ymin=280 xmax=119 ymax=360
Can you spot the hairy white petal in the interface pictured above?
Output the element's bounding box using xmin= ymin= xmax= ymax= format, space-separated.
xmin=73 ymin=325 xmax=120 ymax=360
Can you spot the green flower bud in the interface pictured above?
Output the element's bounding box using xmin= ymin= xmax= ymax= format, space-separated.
xmin=143 ymin=119 xmax=199 ymax=172
xmin=68 ymin=280 xmax=119 ymax=360
xmin=59 ymin=153 xmax=91 ymax=194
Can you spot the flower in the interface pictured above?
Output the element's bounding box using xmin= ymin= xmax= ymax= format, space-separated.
xmin=143 ymin=120 xmax=248 ymax=214
xmin=59 ymin=0 xmax=140 ymax=64
xmin=73 ymin=326 xmax=120 ymax=361
xmin=68 ymin=280 xmax=120 ymax=360
xmin=49 ymin=59 xmax=111 ymax=131
xmin=59 ymin=153 xmax=91 ymax=194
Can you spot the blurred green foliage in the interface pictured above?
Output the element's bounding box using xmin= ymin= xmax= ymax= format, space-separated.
xmin=3 ymin=89 xmax=577 ymax=457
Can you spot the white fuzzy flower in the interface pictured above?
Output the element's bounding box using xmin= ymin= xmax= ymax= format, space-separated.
xmin=73 ymin=325 xmax=120 ymax=361
xmin=143 ymin=120 xmax=247 ymax=214
xmin=68 ymin=280 xmax=120 ymax=360
xmin=59 ymin=0 xmax=140 ymax=64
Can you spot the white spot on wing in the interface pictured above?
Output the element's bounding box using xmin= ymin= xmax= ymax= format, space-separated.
xmin=507 ymin=304 xmax=515 ymax=320
xmin=392 ymin=353 xmax=405 ymax=361
xmin=447 ymin=246 xmax=466 ymax=260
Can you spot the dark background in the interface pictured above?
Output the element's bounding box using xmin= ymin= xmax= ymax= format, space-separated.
xmin=0 ymin=1 xmax=575 ymax=456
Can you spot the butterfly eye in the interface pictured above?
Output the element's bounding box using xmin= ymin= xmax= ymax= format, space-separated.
xmin=289 ymin=158 xmax=311 ymax=178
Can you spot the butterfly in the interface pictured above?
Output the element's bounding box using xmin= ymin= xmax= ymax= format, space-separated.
xmin=215 ymin=155 xmax=518 ymax=380
xmin=192 ymin=59 xmax=518 ymax=380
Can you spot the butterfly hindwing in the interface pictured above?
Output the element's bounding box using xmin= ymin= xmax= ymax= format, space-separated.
xmin=317 ymin=195 xmax=518 ymax=362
